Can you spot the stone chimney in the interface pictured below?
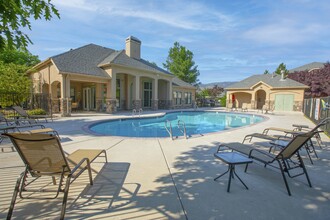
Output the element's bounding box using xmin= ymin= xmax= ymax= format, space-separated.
xmin=280 ymin=70 xmax=286 ymax=81
xmin=125 ymin=36 xmax=141 ymax=59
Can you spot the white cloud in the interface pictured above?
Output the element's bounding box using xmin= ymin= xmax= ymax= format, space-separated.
xmin=53 ymin=0 xmax=234 ymax=31
xmin=243 ymin=21 xmax=325 ymax=45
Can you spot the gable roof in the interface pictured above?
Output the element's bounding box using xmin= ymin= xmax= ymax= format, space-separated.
xmin=51 ymin=44 xmax=113 ymax=78
xmin=172 ymin=77 xmax=196 ymax=89
xmin=99 ymin=50 xmax=172 ymax=75
xmin=50 ymin=43 xmax=172 ymax=78
xmin=289 ymin=62 xmax=325 ymax=73
xmin=225 ymin=74 xmax=309 ymax=90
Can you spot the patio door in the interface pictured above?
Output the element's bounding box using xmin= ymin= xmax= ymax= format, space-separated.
xmin=143 ymin=81 xmax=152 ymax=108
xmin=83 ymin=87 xmax=96 ymax=110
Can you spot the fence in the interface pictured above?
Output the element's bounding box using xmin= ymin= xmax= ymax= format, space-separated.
xmin=0 ymin=92 xmax=51 ymax=116
xmin=302 ymin=96 xmax=330 ymax=136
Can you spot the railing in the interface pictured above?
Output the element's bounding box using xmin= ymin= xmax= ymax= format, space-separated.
xmin=194 ymin=103 xmax=198 ymax=111
xmin=0 ymin=92 xmax=51 ymax=113
xmin=164 ymin=120 xmax=173 ymax=140
xmin=177 ymin=120 xmax=187 ymax=139
xmin=302 ymin=96 xmax=330 ymax=136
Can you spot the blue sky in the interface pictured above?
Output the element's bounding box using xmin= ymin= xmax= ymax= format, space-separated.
xmin=26 ymin=0 xmax=330 ymax=83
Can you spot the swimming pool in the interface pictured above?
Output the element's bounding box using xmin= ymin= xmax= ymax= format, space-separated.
xmin=89 ymin=111 xmax=265 ymax=138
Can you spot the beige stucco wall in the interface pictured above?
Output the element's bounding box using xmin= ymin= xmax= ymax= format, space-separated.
xmin=226 ymin=81 xmax=306 ymax=111
xmin=30 ymin=62 xmax=61 ymax=93
xmin=172 ymin=86 xmax=196 ymax=108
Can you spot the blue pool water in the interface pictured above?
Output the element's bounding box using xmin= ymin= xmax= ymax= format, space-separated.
xmin=89 ymin=111 xmax=264 ymax=138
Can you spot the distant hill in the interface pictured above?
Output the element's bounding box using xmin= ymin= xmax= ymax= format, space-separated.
xmin=199 ymin=81 xmax=236 ymax=89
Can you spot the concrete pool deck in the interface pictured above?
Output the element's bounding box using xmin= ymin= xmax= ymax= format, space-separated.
xmin=0 ymin=108 xmax=329 ymax=220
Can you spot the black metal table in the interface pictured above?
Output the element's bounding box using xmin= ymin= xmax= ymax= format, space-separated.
xmin=214 ymin=152 xmax=253 ymax=192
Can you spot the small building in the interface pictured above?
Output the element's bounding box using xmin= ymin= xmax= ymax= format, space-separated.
xmin=28 ymin=36 xmax=196 ymax=116
xmin=225 ymin=74 xmax=309 ymax=111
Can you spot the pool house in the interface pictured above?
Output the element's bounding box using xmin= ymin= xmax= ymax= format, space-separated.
xmin=28 ymin=36 xmax=196 ymax=116
xmin=225 ymin=73 xmax=309 ymax=111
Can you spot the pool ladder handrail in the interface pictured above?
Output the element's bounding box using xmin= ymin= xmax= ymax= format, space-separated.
xmin=194 ymin=103 xmax=198 ymax=111
xmin=132 ymin=108 xmax=143 ymax=117
xmin=164 ymin=120 xmax=173 ymax=140
xmin=177 ymin=120 xmax=187 ymax=139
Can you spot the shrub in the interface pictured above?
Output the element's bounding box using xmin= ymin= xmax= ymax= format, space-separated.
xmin=219 ymin=96 xmax=226 ymax=107
xmin=27 ymin=108 xmax=46 ymax=115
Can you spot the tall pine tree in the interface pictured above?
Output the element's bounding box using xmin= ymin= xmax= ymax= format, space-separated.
xmin=163 ymin=42 xmax=200 ymax=86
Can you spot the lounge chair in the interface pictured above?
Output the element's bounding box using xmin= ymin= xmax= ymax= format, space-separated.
xmin=240 ymin=103 xmax=248 ymax=112
xmin=258 ymin=105 xmax=274 ymax=114
xmin=1 ymin=111 xmax=40 ymax=126
xmin=226 ymin=103 xmax=237 ymax=111
xmin=12 ymin=106 xmax=53 ymax=123
xmin=244 ymin=118 xmax=330 ymax=163
xmin=217 ymin=131 xmax=316 ymax=196
xmin=0 ymin=112 xmax=17 ymax=126
xmin=3 ymin=133 xmax=107 ymax=220
xmin=292 ymin=124 xmax=324 ymax=148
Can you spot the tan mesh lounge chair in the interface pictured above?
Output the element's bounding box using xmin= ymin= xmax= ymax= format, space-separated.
xmin=18 ymin=127 xmax=61 ymax=139
xmin=3 ymin=133 xmax=107 ymax=220
xmin=217 ymin=131 xmax=316 ymax=196
xmin=244 ymin=118 xmax=330 ymax=163
xmin=12 ymin=106 xmax=53 ymax=123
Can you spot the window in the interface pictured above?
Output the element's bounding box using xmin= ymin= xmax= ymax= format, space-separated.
xmin=177 ymin=92 xmax=182 ymax=105
xmin=173 ymin=91 xmax=182 ymax=105
xmin=185 ymin=92 xmax=192 ymax=104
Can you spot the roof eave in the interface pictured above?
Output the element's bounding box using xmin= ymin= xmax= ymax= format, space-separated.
xmin=26 ymin=58 xmax=53 ymax=74
xmin=109 ymin=63 xmax=174 ymax=77
xmin=59 ymin=71 xmax=110 ymax=79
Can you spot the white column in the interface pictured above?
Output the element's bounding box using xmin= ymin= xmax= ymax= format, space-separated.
xmin=153 ymin=78 xmax=158 ymax=100
xmin=168 ymin=79 xmax=172 ymax=101
xmin=110 ymin=73 xmax=116 ymax=99
xmin=60 ymin=74 xmax=66 ymax=99
xmin=106 ymin=80 xmax=111 ymax=99
xmin=65 ymin=77 xmax=70 ymax=98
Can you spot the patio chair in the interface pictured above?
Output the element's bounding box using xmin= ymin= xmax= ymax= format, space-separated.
xmin=0 ymin=112 xmax=17 ymax=126
xmin=3 ymin=133 xmax=108 ymax=220
xmin=240 ymin=103 xmax=248 ymax=112
xmin=244 ymin=118 xmax=330 ymax=163
xmin=217 ymin=131 xmax=316 ymax=196
xmin=12 ymin=106 xmax=53 ymax=123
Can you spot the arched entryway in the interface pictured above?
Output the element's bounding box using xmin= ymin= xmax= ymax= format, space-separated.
xmin=256 ymin=90 xmax=266 ymax=109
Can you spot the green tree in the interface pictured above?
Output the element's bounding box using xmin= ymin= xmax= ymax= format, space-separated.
xmin=0 ymin=0 xmax=60 ymax=50
xmin=263 ymin=69 xmax=270 ymax=74
xmin=0 ymin=61 xmax=32 ymax=106
xmin=275 ymin=63 xmax=289 ymax=76
xmin=0 ymin=46 xmax=40 ymax=66
xmin=163 ymin=42 xmax=200 ymax=86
